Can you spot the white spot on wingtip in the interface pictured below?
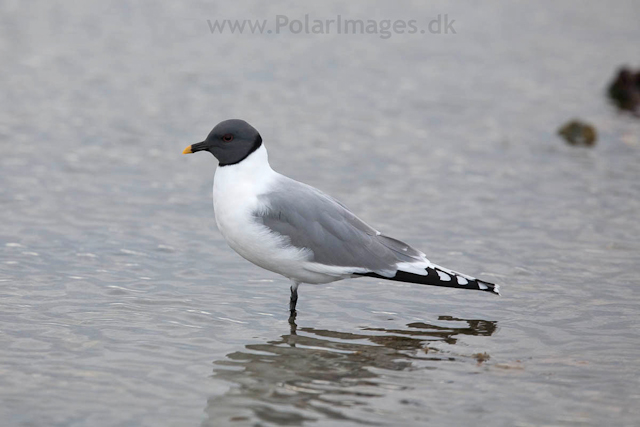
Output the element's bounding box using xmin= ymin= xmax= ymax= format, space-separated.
xmin=457 ymin=276 xmax=468 ymax=285
xmin=494 ymin=284 xmax=501 ymax=295
xmin=432 ymin=263 xmax=475 ymax=281
xmin=375 ymin=231 xmax=381 ymax=236
xmin=436 ymin=270 xmax=451 ymax=281
xmin=477 ymin=282 xmax=488 ymax=290
xmin=396 ymin=261 xmax=430 ymax=276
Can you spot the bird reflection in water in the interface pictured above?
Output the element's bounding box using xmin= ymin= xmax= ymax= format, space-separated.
xmin=203 ymin=316 xmax=497 ymax=426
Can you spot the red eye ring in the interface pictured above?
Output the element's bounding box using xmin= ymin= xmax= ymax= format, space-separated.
xmin=222 ymin=133 xmax=234 ymax=142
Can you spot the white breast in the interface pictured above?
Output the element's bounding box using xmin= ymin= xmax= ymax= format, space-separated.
xmin=212 ymin=145 xmax=335 ymax=283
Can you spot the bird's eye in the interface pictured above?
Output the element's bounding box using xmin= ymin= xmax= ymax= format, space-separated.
xmin=222 ymin=133 xmax=234 ymax=142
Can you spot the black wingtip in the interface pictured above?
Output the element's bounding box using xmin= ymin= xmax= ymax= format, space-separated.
xmin=478 ymin=279 xmax=501 ymax=296
xmin=358 ymin=266 xmax=501 ymax=296
xmin=424 ymin=266 xmax=501 ymax=295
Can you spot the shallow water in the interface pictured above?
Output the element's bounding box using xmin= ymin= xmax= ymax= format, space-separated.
xmin=1 ymin=1 xmax=640 ymax=426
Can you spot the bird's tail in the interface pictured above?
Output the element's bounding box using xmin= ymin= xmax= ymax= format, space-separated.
xmin=359 ymin=264 xmax=500 ymax=296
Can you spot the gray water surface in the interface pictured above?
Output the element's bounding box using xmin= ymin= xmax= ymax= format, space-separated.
xmin=1 ymin=1 xmax=640 ymax=426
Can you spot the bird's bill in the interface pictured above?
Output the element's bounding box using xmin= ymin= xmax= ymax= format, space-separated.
xmin=182 ymin=141 xmax=207 ymax=154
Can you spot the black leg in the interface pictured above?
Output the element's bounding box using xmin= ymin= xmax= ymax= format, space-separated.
xmin=289 ymin=283 xmax=299 ymax=322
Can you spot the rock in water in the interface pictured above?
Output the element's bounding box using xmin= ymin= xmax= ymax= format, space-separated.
xmin=558 ymin=120 xmax=597 ymax=147
xmin=607 ymin=67 xmax=640 ymax=114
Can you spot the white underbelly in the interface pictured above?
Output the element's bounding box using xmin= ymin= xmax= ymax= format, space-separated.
xmin=213 ymin=187 xmax=344 ymax=284
xmin=211 ymin=150 xmax=360 ymax=284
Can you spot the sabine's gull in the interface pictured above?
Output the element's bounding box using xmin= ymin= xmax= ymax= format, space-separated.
xmin=183 ymin=119 xmax=500 ymax=319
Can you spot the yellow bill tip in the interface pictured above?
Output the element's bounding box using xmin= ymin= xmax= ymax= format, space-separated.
xmin=182 ymin=145 xmax=192 ymax=154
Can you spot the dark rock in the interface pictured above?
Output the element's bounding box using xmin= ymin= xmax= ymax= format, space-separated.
xmin=558 ymin=120 xmax=597 ymax=147
xmin=607 ymin=67 xmax=640 ymax=114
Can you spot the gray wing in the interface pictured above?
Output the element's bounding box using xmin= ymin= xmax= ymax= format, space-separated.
xmin=255 ymin=176 xmax=424 ymax=275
